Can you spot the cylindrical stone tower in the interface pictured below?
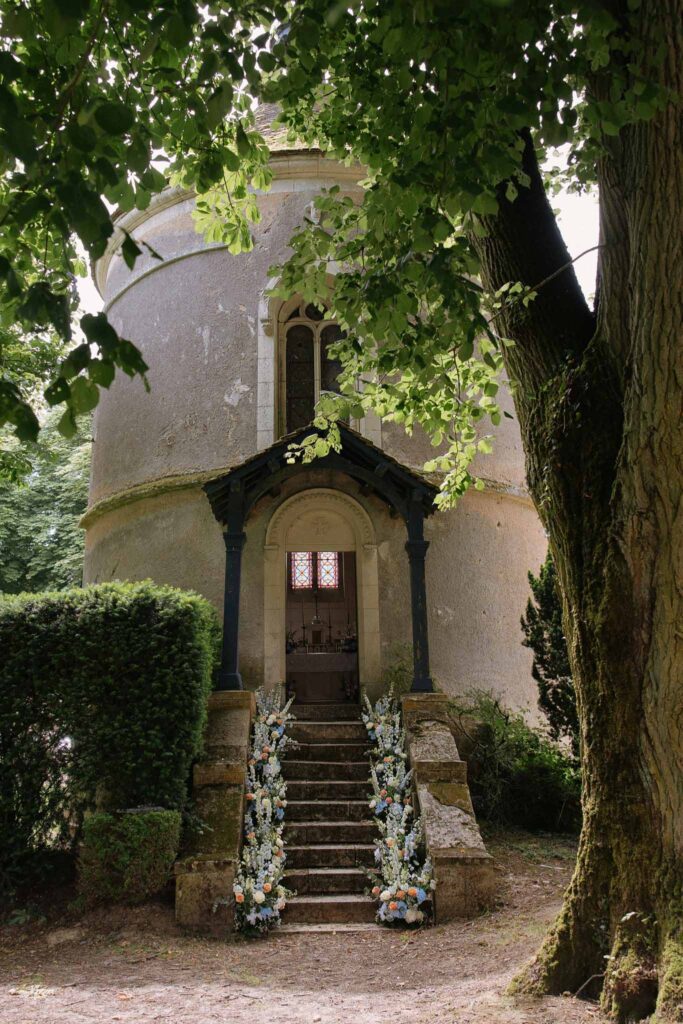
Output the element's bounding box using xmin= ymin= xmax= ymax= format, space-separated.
xmin=84 ymin=109 xmax=547 ymax=710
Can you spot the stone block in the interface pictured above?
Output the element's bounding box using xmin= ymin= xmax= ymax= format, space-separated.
xmin=193 ymin=762 xmax=246 ymax=787
xmin=432 ymin=854 xmax=497 ymax=922
xmin=188 ymin=786 xmax=244 ymax=859
xmin=175 ymin=856 xmax=235 ymax=935
xmin=202 ymin=690 xmax=255 ymax=762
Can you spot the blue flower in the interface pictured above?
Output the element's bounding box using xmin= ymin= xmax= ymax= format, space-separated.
xmin=416 ymin=888 xmax=427 ymax=904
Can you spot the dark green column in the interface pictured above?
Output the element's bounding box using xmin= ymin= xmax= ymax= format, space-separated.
xmin=405 ymin=498 xmax=434 ymax=693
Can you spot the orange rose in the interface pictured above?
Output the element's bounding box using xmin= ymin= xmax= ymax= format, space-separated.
xmin=397 ymin=890 xmax=406 ymax=899
xmin=263 ymin=882 xmax=272 ymax=893
xmin=246 ymin=831 xmax=255 ymax=841
xmin=246 ymin=793 xmax=255 ymax=801
xmin=389 ymin=901 xmax=398 ymax=911
xmin=386 ymin=797 xmax=393 ymax=804
xmin=408 ymin=887 xmax=418 ymax=897
xmin=235 ymin=893 xmax=245 ymax=903
xmin=274 ymin=848 xmax=283 ymax=857
xmin=371 ymin=885 xmax=381 ymax=896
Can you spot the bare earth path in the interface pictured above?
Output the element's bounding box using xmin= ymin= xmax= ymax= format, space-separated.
xmin=0 ymin=832 xmax=607 ymax=1024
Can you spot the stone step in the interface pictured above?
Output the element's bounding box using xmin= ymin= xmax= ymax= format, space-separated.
xmin=277 ymin=923 xmax=382 ymax=934
xmin=285 ymin=867 xmax=368 ymax=895
xmin=286 ymin=780 xmax=369 ymax=802
xmin=293 ymin=703 xmax=362 ymax=722
xmin=294 ymin=742 xmax=369 ymax=762
xmin=290 ymin=721 xmax=368 ymax=744
xmin=282 ymin=760 xmax=368 ymax=782
xmin=287 ymin=800 xmax=370 ymax=822
xmin=287 ymin=844 xmax=376 ymax=870
xmin=285 ymin=821 xmax=377 ymax=845
xmin=285 ymin=894 xmax=377 ymax=925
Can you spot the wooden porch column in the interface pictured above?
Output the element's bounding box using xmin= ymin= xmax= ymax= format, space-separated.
xmin=216 ymin=484 xmax=246 ymax=692
xmin=405 ymin=496 xmax=434 ymax=693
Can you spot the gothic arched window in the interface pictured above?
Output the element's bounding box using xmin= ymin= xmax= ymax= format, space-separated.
xmin=278 ymin=299 xmax=345 ymax=436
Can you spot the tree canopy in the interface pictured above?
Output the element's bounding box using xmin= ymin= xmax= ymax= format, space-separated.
xmin=0 ymin=0 xmax=663 ymax=493
xmin=0 ymin=411 xmax=89 ymax=593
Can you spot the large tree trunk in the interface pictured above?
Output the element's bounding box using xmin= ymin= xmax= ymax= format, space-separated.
xmin=472 ymin=1 xmax=683 ymax=1018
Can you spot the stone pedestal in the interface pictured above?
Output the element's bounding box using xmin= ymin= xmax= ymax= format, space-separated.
xmin=402 ymin=693 xmax=496 ymax=921
xmin=175 ymin=690 xmax=255 ymax=934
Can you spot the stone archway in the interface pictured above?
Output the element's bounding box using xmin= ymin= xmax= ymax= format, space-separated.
xmin=263 ymin=488 xmax=380 ymax=691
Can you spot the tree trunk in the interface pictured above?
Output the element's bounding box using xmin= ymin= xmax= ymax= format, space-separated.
xmin=471 ymin=1 xmax=683 ymax=1018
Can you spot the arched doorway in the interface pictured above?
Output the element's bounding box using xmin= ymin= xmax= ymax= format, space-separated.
xmin=263 ymin=489 xmax=380 ymax=695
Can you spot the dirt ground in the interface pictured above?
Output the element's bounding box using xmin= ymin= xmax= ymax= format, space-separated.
xmin=0 ymin=830 xmax=607 ymax=1024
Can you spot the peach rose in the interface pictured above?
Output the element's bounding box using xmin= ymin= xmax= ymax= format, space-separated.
xmin=386 ymin=797 xmax=393 ymax=804
xmin=389 ymin=901 xmax=398 ymax=911
xmin=371 ymin=885 xmax=381 ymax=896
xmin=235 ymin=893 xmax=245 ymax=903
xmin=397 ymin=890 xmax=406 ymax=899
xmin=246 ymin=793 xmax=255 ymax=801
xmin=380 ymin=789 xmax=387 ymax=798
xmin=263 ymin=882 xmax=272 ymax=893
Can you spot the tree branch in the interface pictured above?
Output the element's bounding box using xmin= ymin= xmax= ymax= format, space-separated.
xmin=471 ymin=130 xmax=596 ymax=391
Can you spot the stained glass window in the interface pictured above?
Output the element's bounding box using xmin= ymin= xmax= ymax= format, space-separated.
xmin=317 ymin=551 xmax=339 ymax=589
xmin=290 ymin=551 xmax=313 ymax=589
xmin=289 ymin=551 xmax=340 ymax=590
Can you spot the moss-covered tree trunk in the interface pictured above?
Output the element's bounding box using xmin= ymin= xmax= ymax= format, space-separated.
xmin=472 ymin=0 xmax=682 ymax=1018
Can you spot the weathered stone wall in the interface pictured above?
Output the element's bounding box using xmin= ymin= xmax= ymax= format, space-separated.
xmin=85 ymin=154 xmax=547 ymax=711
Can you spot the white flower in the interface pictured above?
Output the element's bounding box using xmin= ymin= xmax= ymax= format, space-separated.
xmin=369 ymin=799 xmax=377 ymax=809
xmin=276 ymin=897 xmax=286 ymax=910
xmin=267 ymin=714 xmax=276 ymax=725
xmin=405 ymin=908 xmax=419 ymax=924
xmin=275 ymin=837 xmax=284 ymax=848
xmin=253 ymin=891 xmax=266 ymax=904
xmin=366 ymin=722 xmax=374 ymax=730
xmin=430 ymin=879 xmax=437 ymax=890
xmin=380 ymin=890 xmax=391 ymax=901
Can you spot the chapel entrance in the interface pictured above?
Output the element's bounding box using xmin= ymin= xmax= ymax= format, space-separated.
xmin=285 ymin=550 xmax=359 ymax=703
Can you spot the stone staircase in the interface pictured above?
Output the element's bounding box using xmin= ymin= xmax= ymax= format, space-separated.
xmin=282 ymin=701 xmax=378 ymax=926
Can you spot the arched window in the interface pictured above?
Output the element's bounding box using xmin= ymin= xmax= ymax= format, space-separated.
xmin=278 ymin=299 xmax=345 ymax=436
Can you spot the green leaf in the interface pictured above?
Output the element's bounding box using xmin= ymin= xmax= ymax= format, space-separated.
xmin=70 ymin=376 xmax=100 ymax=414
xmin=94 ymin=101 xmax=135 ymax=135
xmin=121 ymin=232 xmax=142 ymax=270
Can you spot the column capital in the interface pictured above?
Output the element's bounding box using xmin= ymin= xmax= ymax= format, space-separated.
xmin=223 ymin=530 xmax=247 ymax=552
xmin=405 ymin=538 xmax=430 ymax=558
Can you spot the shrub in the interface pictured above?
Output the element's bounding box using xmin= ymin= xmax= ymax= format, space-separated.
xmin=0 ymin=581 xmax=219 ymax=896
xmin=449 ymin=692 xmax=581 ymax=833
xmin=521 ymin=550 xmax=579 ymax=757
xmin=79 ymin=810 xmax=181 ymax=904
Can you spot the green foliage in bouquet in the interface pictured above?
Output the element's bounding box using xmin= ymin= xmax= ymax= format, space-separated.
xmin=78 ymin=809 xmax=181 ymax=905
xmin=231 ymin=688 xmax=296 ymax=934
xmin=362 ymin=688 xmax=434 ymax=926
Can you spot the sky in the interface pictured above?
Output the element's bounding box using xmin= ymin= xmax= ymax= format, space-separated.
xmin=77 ymin=183 xmax=600 ymax=315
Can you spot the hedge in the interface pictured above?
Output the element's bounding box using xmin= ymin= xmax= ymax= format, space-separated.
xmin=79 ymin=810 xmax=182 ymax=905
xmin=0 ymin=581 xmax=219 ymax=896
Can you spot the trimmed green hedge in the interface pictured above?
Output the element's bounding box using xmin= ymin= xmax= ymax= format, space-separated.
xmin=0 ymin=581 xmax=219 ymax=896
xmin=79 ymin=810 xmax=181 ymax=904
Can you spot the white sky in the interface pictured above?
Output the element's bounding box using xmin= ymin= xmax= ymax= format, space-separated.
xmin=77 ymin=186 xmax=600 ymax=315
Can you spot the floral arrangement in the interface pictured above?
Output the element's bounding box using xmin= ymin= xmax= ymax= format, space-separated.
xmin=362 ymin=688 xmax=435 ymax=926
xmin=232 ymin=688 xmax=296 ymax=934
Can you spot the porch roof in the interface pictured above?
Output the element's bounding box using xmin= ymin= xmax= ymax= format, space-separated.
xmin=204 ymin=423 xmax=439 ymax=526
